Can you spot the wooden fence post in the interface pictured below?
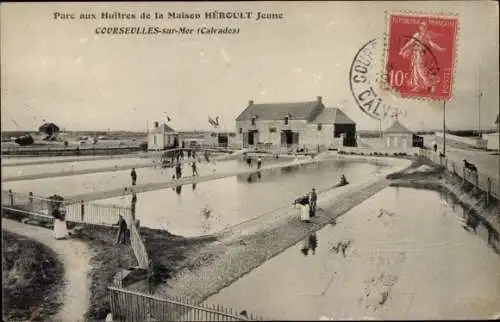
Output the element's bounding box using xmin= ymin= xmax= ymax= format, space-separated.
xmin=8 ymin=189 xmax=14 ymax=206
xmin=81 ymin=200 xmax=85 ymax=222
xmin=486 ymin=177 xmax=491 ymax=206
xmin=29 ymin=192 xmax=34 ymax=210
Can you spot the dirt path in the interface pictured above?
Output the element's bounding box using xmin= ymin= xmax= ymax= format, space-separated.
xmin=2 ymin=218 xmax=92 ymax=322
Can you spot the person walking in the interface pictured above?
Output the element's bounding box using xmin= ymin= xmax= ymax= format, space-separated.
xmin=192 ymin=161 xmax=199 ymax=176
xmin=130 ymin=168 xmax=137 ymax=186
xmin=257 ymin=157 xmax=262 ymax=169
xmin=310 ymin=188 xmax=317 ymax=217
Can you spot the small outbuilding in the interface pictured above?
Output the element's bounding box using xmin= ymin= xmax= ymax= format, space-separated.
xmin=383 ymin=120 xmax=414 ymax=149
xmin=39 ymin=122 xmax=60 ymax=140
xmin=147 ymin=122 xmax=178 ymax=151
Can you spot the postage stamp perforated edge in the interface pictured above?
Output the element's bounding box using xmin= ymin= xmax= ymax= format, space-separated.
xmin=381 ymin=10 xmax=460 ymax=102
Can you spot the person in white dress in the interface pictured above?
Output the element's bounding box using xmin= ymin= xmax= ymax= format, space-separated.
xmin=53 ymin=206 xmax=69 ymax=240
xmin=293 ymin=195 xmax=311 ymax=222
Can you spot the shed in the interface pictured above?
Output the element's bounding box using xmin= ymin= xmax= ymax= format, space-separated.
xmin=383 ymin=120 xmax=413 ymax=149
xmin=147 ymin=122 xmax=178 ymax=151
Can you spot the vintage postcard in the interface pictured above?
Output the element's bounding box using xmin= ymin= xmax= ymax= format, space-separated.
xmin=1 ymin=1 xmax=499 ymax=321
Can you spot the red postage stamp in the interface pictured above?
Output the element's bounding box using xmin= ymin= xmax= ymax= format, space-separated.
xmin=384 ymin=13 xmax=458 ymax=100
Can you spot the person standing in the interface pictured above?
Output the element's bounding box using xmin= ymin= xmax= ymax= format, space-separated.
xmin=115 ymin=215 xmax=128 ymax=245
xmin=432 ymin=139 xmax=437 ymax=153
xmin=53 ymin=206 xmax=69 ymax=240
xmin=246 ymin=155 xmax=252 ymax=168
xmin=175 ymin=162 xmax=182 ymax=180
xmin=257 ymin=157 xmax=262 ymax=169
xmin=294 ymin=194 xmax=311 ymax=222
xmin=130 ymin=168 xmax=137 ymax=186
xmin=192 ymin=161 xmax=199 ymax=176
xmin=310 ymin=188 xmax=317 ymax=217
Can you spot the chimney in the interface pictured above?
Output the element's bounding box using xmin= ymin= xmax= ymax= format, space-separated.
xmin=154 ymin=121 xmax=159 ymax=128
xmin=317 ymin=96 xmax=322 ymax=103
xmin=249 ymin=100 xmax=254 ymax=106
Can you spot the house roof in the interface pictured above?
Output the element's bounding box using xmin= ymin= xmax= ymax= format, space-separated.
xmin=150 ymin=123 xmax=176 ymax=134
xmin=384 ymin=120 xmax=413 ymax=134
xmin=235 ymin=101 xmax=323 ymax=121
xmin=312 ymin=108 xmax=356 ymax=125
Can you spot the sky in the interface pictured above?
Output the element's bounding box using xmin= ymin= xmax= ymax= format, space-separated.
xmin=1 ymin=1 xmax=499 ymax=132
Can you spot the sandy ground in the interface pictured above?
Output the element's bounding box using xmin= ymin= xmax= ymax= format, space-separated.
xmin=2 ymin=218 xmax=92 ymax=322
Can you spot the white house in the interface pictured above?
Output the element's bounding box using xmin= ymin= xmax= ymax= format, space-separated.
xmin=483 ymin=114 xmax=499 ymax=151
xmin=147 ymin=122 xmax=178 ymax=151
xmin=234 ymin=96 xmax=357 ymax=150
xmin=383 ymin=120 xmax=413 ymax=149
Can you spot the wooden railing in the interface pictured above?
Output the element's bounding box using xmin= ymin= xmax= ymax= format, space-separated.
xmin=418 ymin=148 xmax=498 ymax=202
xmin=108 ymin=286 xmax=263 ymax=321
xmin=1 ymin=190 xmax=149 ymax=270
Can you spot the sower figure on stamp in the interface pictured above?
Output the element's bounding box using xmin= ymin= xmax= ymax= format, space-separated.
xmin=398 ymin=21 xmax=446 ymax=93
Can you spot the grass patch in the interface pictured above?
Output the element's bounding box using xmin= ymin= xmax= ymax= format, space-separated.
xmin=73 ymin=225 xmax=138 ymax=321
xmin=2 ymin=230 xmax=64 ymax=321
xmin=139 ymin=227 xmax=218 ymax=288
xmin=1 ymin=209 xmax=220 ymax=321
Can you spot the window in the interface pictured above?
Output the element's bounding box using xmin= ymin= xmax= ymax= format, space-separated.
xmin=284 ymin=116 xmax=289 ymax=125
xmin=317 ymin=124 xmax=322 ymax=131
xmin=153 ymin=135 xmax=157 ymax=145
xmin=251 ymin=117 xmax=256 ymax=126
xmin=269 ymin=127 xmax=277 ymax=133
xmin=239 ymin=128 xmax=243 ymax=134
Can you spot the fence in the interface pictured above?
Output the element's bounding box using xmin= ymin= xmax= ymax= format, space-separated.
xmin=128 ymin=221 xmax=150 ymax=269
xmin=2 ymin=190 xmax=132 ymax=226
xmin=2 ymin=189 xmax=149 ymax=269
xmin=418 ymin=148 xmax=498 ymax=203
xmin=108 ymin=286 xmax=263 ymax=321
xmin=435 ymin=131 xmax=488 ymax=149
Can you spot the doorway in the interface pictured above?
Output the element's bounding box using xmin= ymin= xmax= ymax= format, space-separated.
xmin=248 ymin=130 xmax=258 ymax=146
xmin=218 ymin=134 xmax=228 ymax=147
xmin=281 ymin=130 xmax=298 ymax=146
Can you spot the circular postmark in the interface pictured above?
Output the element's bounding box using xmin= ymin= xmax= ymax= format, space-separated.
xmin=349 ymin=38 xmax=394 ymax=121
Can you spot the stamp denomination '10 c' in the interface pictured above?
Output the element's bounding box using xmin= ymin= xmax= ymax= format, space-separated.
xmin=384 ymin=13 xmax=458 ymax=100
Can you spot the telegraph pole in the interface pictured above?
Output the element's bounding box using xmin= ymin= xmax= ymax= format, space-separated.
xmin=477 ymin=70 xmax=482 ymax=138
xmin=442 ymin=100 xmax=446 ymax=156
